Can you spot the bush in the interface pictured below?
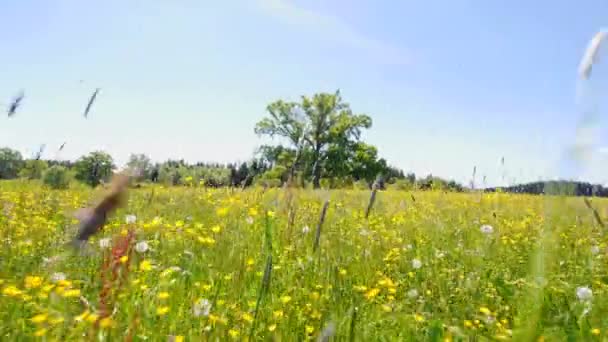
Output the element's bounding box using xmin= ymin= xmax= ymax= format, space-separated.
xmin=43 ymin=166 xmax=72 ymax=189
xmin=19 ymin=159 xmax=48 ymax=180
xmin=390 ymin=179 xmax=414 ymax=191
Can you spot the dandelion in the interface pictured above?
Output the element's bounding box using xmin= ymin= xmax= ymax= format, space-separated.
xmin=139 ymin=260 xmax=153 ymax=271
xmin=135 ymin=241 xmax=149 ymax=253
xmin=365 ymin=288 xmax=380 ymax=300
xmin=273 ymin=310 xmax=284 ymax=320
xmin=479 ymin=307 xmax=491 ymax=315
xmin=99 ymin=317 xmax=114 ymax=328
xmin=241 ymin=312 xmax=254 ymax=323
xmin=305 ymin=325 xmax=315 ymax=334
xmin=125 ymin=214 xmax=137 ymax=224
xmin=411 ymin=258 xmax=422 ymax=269
xmin=280 ymin=295 xmax=292 ymax=304
xmin=193 ymin=298 xmax=212 ymax=317
xmin=157 ymin=292 xmax=170 ymax=299
xmin=156 ymin=306 xmax=170 ymax=316
xmin=99 ymin=238 xmax=111 ymax=249
xmin=591 ymin=328 xmax=601 ymax=336
xmin=62 ymin=289 xmax=81 ymax=297
xmin=228 ymin=329 xmax=240 ymax=338
xmin=414 ymin=314 xmax=425 ymax=323
xmin=119 ymin=256 xmax=129 ymax=264
xmin=268 ymin=324 xmax=277 ymax=332
xmin=576 ymin=286 xmax=593 ymax=301
xmin=51 ymin=272 xmax=66 ymax=283
xmin=302 ymin=225 xmax=311 ymax=234
xmin=245 ymin=216 xmax=254 ymax=225
xmin=25 ymin=276 xmax=42 ymax=289
xmin=211 ymin=225 xmax=221 ymax=233
xmin=33 ymin=328 xmax=47 ymax=337
xmin=30 ymin=314 xmax=48 ymax=324
xmin=407 ymin=289 xmax=419 ymax=299
xmin=480 ymin=224 xmax=494 ymax=234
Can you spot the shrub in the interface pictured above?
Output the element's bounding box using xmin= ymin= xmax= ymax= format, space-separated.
xmin=43 ymin=166 xmax=72 ymax=189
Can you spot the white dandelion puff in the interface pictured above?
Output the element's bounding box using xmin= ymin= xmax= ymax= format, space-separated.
xmin=135 ymin=241 xmax=149 ymax=253
xmin=302 ymin=225 xmax=311 ymax=234
xmin=245 ymin=216 xmax=254 ymax=225
xmin=591 ymin=245 xmax=600 ymax=255
xmin=576 ymin=286 xmax=593 ymax=301
xmin=411 ymin=258 xmax=422 ymax=269
xmin=480 ymin=224 xmax=494 ymax=234
xmin=193 ymin=298 xmax=212 ymax=317
xmin=51 ymin=272 xmax=66 ymax=283
xmin=125 ymin=214 xmax=137 ymax=224
xmin=407 ymin=288 xmax=419 ymax=299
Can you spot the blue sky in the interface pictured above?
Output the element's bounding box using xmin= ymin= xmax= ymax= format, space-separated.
xmin=1 ymin=0 xmax=608 ymax=186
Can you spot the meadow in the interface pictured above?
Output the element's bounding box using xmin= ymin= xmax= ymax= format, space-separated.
xmin=1 ymin=181 xmax=607 ymax=341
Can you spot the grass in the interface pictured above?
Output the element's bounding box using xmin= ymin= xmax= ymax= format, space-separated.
xmin=1 ymin=181 xmax=607 ymax=340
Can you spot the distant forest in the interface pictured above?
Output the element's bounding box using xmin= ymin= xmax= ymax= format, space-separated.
xmin=485 ymin=181 xmax=608 ymax=197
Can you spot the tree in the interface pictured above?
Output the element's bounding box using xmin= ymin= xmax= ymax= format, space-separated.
xmin=43 ymin=165 xmax=72 ymax=189
xmin=255 ymin=90 xmax=372 ymax=188
xmin=126 ymin=153 xmax=153 ymax=182
xmin=74 ymin=151 xmax=115 ymax=187
xmin=19 ymin=159 xmax=48 ymax=180
xmin=0 ymin=147 xmax=24 ymax=179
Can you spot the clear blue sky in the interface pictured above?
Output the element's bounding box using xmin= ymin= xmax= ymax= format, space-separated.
xmin=2 ymin=0 xmax=608 ymax=186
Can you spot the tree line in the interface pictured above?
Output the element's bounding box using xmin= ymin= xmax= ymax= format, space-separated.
xmin=0 ymin=90 xmax=466 ymax=191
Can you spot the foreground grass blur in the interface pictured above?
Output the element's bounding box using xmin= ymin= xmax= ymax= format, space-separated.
xmin=1 ymin=181 xmax=607 ymax=340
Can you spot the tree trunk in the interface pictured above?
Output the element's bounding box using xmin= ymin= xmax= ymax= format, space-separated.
xmin=312 ymin=147 xmax=322 ymax=189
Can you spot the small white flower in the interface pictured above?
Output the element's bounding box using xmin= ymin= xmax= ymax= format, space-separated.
xmin=407 ymin=288 xmax=419 ymax=299
xmin=405 ymin=244 xmax=413 ymax=250
xmin=125 ymin=214 xmax=137 ymax=224
xmin=135 ymin=241 xmax=149 ymax=253
xmin=193 ymin=298 xmax=212 ymax=317
xmin=169 ymin=266 xmax=182 ymax=272
xmin=246 ymin=216 xmax=254 ymax=225
xmin=99 ymin=238 xmax=111 ymax=249
xmin=480 ymin=224 xmax=494 ymax=234
xmin=412 ymin=258 xmax=422 ymax=269
xmin=576 ymin=286 xmax=593 ymax=301
xmin=302 ymin=225 xmax=311 ymax=234
xmin=591 ymin=245 xmax=600 ymax=255
xmin=51 ymin=272 xmax=66 ymax=283
xmin=359 ymin=228 xmax=369 ymax=236
xmin=435 ymin=250 xmax=445 ymax=259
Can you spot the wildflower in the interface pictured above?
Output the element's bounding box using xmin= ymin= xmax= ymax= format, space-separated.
xmin=216 ymin=207 xmax=228 ymax=217
xmin=139 ymin=260 xmax=153 ymax=271
xmin=381 ymin=304 xmax=392 ymax=312
xmin=75 ymin=310 xmax=91 ymax=322
xmin=125 ymin=214 xmax=137 ymax=224
xmin=3 ymin=285 xmax=22 ymax=297
xmin=407 ymin=289 xmax=419 ymax=299
xmin=268 ymin=324 xmax=277 ymax=332
xmin=193 ymin=298 xmax=212 ymax=317
xmin=591 ymin=328 xmax=600 ymax=335
xmin=464 ymin=320 xmax=473 ymax=328
xmin=305 ymin=325 xmax=315 ymax=334
xmin=120 ymin=256 xmax=129 ymax=264
xmin=99 ymin=238 xmax=111 ymax=249
xmin=158 ymin=292 xmax=170 ymax=299
xmin=242 ymin=312 xmax=254 ymax=323
xmin=273 ymin=310 xmax=284 ymax=320
xmin=135 ymin=241 xmax=149 ymax=253
xmin=302 ymin=225 xmax=311 ymax=234
xmin=414 ymin=314 xmax=425 ymax=322
xmin=576 ymin=286 xmax=593 ymax=301
xmin=62 ymin=289 xmax=81 ymax=297
xmin=156 ymin=306 xmax=170 ymax=316
xmin=245 ymin=216 xmax=254 ymax=225
xmin=365 ymin=288 xmax=380 ymax=300
xmin=49 ymin=316 xmax=64 ymax=325
xmin=228 ymin=329 xmax=240 ymax=338
xmin=30 ymin=314 xmax=48 ymax=324
xmin=479 ymin=307 xmax=491 ymax=315
xmin=99 ymin=317 xmax=114 ymax=328
xmin=411 ymin=258 xmax=422 ymax=269
xmin=280 ymin=295 xmax=292 ymax=304
xmin=25 ymin=276 xmax=43 ymax=289
xmin=480 ymin=224 xmax=494 ymax=234
xmin=339 ymin=268 xmax=347 ymax=276
xmin=211 ymin=225 xmax=221 ymax=233
xmin=591 ymin=245 xmax=600 ymax=255
xmin=248 ymin=208 xmax=258 ymax=216
xmin=51 ymin=272 xmax=66 ymax=283
xmin=267 ymin=210 xmax=276 ymax=218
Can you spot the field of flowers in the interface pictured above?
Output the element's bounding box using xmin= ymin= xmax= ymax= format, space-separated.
xmin=1 ymin=181 xmax=607 ymax=340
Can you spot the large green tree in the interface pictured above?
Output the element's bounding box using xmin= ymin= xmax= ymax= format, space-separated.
xmin=255 ymin=90 xmax=372 ymax=188
xmin=74 ymin=151 xmax=115 ymax=187
xmin=0 ymin=147 xmax=24 ymax=179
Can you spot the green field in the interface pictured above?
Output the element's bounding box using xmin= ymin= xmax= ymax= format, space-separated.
xmin=1 ymin=182 xmax=607 ymax=340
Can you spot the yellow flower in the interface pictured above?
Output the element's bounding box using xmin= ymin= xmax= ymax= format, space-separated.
xmin=156 ymin=306 xmax=170 ymax=316
xmin=3 ymin=285 xmax=23 ymax=297
xmin=34 ymin=328 xmax=47 ymax=337
xmin=157 ymin=292 xmax=170 ymax=299
xmin=75 ymin=310 xmax=90 ymax=322
xmin=414 ymin=314 xmax=425 ymax=323
xmin=248 ymin=208 xmax=258 ymax=216
xmin=381 ymin=304 xmax=392 ymax=312
xmin=479 ymin=307 xmax=491 ymax=315
xmin=30 ymin=314 xmax=48 ymax=324
xmin=139 ymin=260 xmax=153 ymax=271
xmin=86 ymin=313 xmax=99 ymax=323
xmin=62 ymin=289 xmax=81 ymax=298
xmin=273 ymin=310 xmax=284 ymax=320
xmin=25 ymin=276 xmax=43 ymax=289
xmin=280 ymin=295 xmax=292 ymax=304
xmin=591 ymin=328 xmax=600 ymax=336
xmin=228 ymin=329 xmax=240 ymax=338
xmin=339 ymin=268 xmax=347 ymax=276
xmin=268 ymin=324 xmax=277 ymax=332
xmin=211 ymin=225 xmax=221 ymax=233
xmin=99 ymin=317 xmax=114 ymax=329
xmin=49 ymin=316 xmax=64 ymax=325
xmin=173 ymin=336 xmax=184 ymax=342
xmin=305 ymin=325 xmax=315 ymax=334
xmin=364 ymin=288 xmax=380 ymax=300
xmin=216 ymin=207 xmax=229 ymax=217
xmin=120 ymin=256 xmax=129 ymax=264
xmin=242 ymin=312 xmax=254 ymax=323
xmin=246 ymin=258 xmax=255 ymax=266
xmin=267 ymin=210 xmax=276 ymax=218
